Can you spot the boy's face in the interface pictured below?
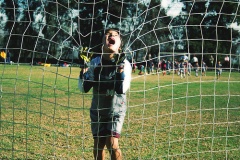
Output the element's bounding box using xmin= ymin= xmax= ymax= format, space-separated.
xmin=102 ymin=29 xmax=121 ymax=58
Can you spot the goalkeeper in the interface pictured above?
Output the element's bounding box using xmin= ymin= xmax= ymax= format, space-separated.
xmin=78 ymin=28 xmax=132 ymax=160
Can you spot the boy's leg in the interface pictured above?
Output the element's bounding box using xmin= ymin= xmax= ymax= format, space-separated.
xmin=91 ymin=111 xmax=107 ymax=160
xmin=106 ymin=136 xmax=122 ymax=160
xmin=94 ymin=137 xmax=106 ymax=160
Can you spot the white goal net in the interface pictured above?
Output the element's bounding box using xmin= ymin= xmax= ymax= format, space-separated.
xmin=0 ymin=0 xmax=240 ymax=159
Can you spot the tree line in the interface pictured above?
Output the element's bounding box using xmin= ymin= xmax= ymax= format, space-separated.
xmin=0 ymin=0 xmax=239 ymax=64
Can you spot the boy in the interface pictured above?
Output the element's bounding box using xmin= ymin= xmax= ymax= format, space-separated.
xmin=78 ymin=28 xmax=132 ymax=160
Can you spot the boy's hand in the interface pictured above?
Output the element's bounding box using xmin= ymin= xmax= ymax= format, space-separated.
xmin=117 ymin=63 xmax=124 ymax=73
xmin=81 ymin=68 xmax=88 ymax=74
xmin=114 ymin=53 xmax=125 ymax=64
xmin=114 ymin=53 xmax=125 ymax=72
xmin=79 ymin=47 xmax=93 ymax=68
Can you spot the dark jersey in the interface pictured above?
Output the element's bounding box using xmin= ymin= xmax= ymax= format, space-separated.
xmin=78 ymin=56 xmax=132 ymax=116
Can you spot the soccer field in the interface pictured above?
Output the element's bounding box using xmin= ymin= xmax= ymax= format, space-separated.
xmin=0 ymin=64 xmax=239 ymax=159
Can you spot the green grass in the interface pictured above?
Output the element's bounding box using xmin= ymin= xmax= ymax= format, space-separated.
xmin=0 ymin=64 xmax=239 ymax=159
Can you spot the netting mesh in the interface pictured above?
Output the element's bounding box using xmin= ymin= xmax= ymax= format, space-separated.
xmin=0 ymin=0 xmax=240 ymax=159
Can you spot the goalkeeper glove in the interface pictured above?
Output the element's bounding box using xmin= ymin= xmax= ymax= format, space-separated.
xmin=113 ymin=53 xmax=125 ymax=69
xmin=79 ymin=47 xmax=93 ymax=68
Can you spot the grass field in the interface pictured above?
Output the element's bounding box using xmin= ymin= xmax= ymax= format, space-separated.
xmin=0 ymin=64 xmax=239 ymax=159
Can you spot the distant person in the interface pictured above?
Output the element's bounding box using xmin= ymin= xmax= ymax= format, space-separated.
xmin=179 ymin=54 xmax=188 ymax=62
xmin=6 ymin=50 xmax=11 ymax=64
xmin=174 ymin=59 xmax=179 ymax=74
xmin=187 ymin=61 xmax=192 ymax=76
xmin=132 ymin=61 xmax=137 ymax=73
xmin=138 ymin=62 xmax=145 ymax=75
xmin=183 ymin=54 xmax=189 ymax=62
xmin=179 ymin=61 xmax=185 ymax=79
xmin=210 ymin=55 xmax=214 ymax=68
xmin=161 ymin=59 xmax=167 ymax=76
xmin=156 ymin=59 xmax=161 ymax=74
xmin=166 ymin=60 xmax=171 ymax=75
xmin=201 ymin=61 xmax=207 ymax=76
xmin=194 ymin=62 xmax=199 ymax=77
xmin=224 ymin=55 xmax=230 ymax=69
xmin=191 ymin=55 xmax=199 ymax=77
xmin=192 ymin=55 xmax=198 ymax=64
xmin=147 ymin=54 xmax=154 ymax=74
xmin=216 ymin=61 xmax=222 ymax=80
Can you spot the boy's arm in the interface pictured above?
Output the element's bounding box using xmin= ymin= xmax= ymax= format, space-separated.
xmin=78 ymin=67 xmax=94 ymax=93
xmin=78 ymin=46 xmax=95 ymax=93
xmin=114 ymin=60 xmax=132 ymax=94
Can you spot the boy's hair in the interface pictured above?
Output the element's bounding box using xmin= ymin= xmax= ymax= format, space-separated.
xmin=104 ymin=28 xmax=120 ymax=35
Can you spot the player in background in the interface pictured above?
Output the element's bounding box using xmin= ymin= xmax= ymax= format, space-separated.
xmin=179 ymin=61 xmax=185 ymax=79
xmin=174 ymin=59 xmax=179 ymax=74
xmin=194 ymin=62 xmax=199 ymax=77
xmin=201 ymin=61 xmax=207 ymax=76
xmin=147 ymin=54 xmax=154 ymax=74
xmin=216 ymin=61 xmax=222 ymax=80
xmin=187 ymin=61 xmax=192 ymax=76
xmin=161 ymin=59 xmax=167 ymax=76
